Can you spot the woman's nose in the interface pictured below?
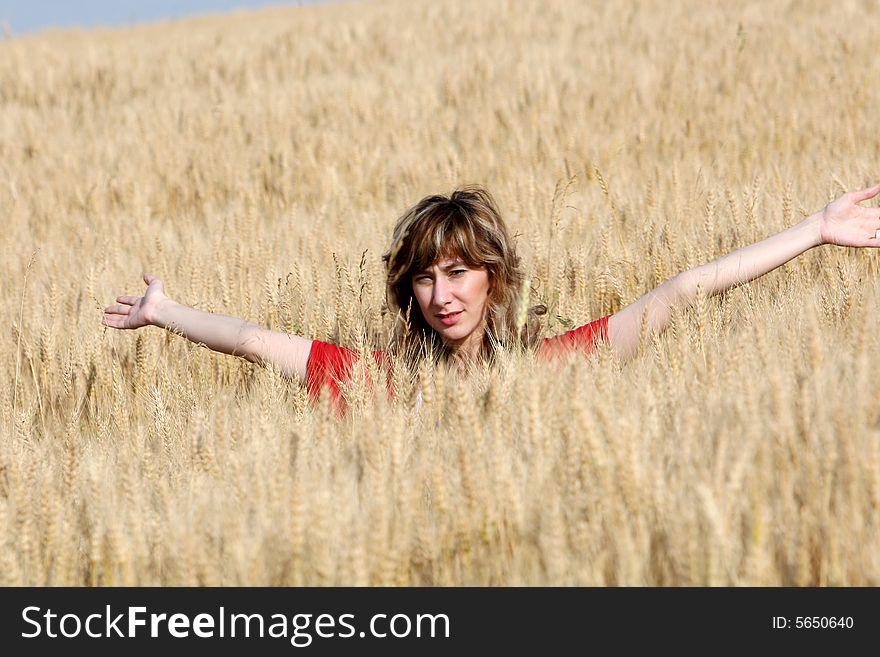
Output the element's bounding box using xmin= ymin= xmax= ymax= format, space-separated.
xmin=432 ymin=279 xmax=451 ymax=305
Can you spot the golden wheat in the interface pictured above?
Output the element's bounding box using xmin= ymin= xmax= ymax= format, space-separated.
xmin=1 ymin=0 xmax=879 ymax=585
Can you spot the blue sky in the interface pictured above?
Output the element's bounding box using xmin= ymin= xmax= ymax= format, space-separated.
xmin=0 ymin=1 xmax=337 ymax=36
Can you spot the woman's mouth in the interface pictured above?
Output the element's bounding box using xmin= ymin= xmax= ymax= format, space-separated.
xmin=438 ymin=311 xmax=462 ymax=326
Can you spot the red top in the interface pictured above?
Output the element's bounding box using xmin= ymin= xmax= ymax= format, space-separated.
xmin=306 ymin=315 xmax=610 ymax=416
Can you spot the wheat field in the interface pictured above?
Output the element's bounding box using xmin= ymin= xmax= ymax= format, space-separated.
xmin=1 ymin=0 xmax=879 ymax=585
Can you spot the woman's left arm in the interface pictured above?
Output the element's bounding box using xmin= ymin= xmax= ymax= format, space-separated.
xmin=606 ymin=183 xmax=880 ymax=362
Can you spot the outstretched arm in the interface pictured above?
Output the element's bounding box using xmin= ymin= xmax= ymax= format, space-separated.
xmin=102 ymin=274 xmax=313 ymax=380
xmin=607 ymin=183 xmax=880 ymax=362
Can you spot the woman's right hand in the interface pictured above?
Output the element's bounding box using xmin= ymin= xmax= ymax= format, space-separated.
xmin=102 ymin=274 xmax=169 ymax=330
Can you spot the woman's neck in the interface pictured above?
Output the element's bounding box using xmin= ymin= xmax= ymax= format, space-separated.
xmin=447 ymin=325 xmax=485 ymax=372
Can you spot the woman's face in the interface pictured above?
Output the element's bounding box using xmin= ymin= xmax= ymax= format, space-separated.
xmin=410 ymin=255 xmax=491 ymax=353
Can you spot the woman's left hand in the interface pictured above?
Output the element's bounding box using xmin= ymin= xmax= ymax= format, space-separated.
xmin=819 ymin=183 xmax=880 ymax=247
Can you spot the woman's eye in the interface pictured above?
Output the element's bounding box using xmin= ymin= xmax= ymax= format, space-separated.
xmin=415 ymin=269 xmax=465 ymax=283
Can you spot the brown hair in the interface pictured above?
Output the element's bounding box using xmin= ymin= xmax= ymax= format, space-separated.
xmin=381 ymin=186 xmax=546 ymax=371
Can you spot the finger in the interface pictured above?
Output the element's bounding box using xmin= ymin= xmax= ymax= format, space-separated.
xmin=104 ymin=305 xmax=131 ymax=315
xmin=116 ymin=295 xmax=138 ymax=305
xmin=851 ymin=183 xmax=880 ymax=203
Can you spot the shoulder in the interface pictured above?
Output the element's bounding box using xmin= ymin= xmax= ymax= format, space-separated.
xmin=305 ymin=339 xmax=390 ymax=411
xmin=537 ymin=315 xmax=610 ymax=359
xmin=306 ymin=339 xmax=387 ymax=383
xmin=307 ymin=339 xmax=356 ymax=372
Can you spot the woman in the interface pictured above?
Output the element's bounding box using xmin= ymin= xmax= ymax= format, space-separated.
xmin=102 ymin=183 xmax=880 ymax=414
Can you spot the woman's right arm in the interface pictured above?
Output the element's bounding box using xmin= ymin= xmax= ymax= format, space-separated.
xmin=102 ymin=274 xmax=313 ymax=380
